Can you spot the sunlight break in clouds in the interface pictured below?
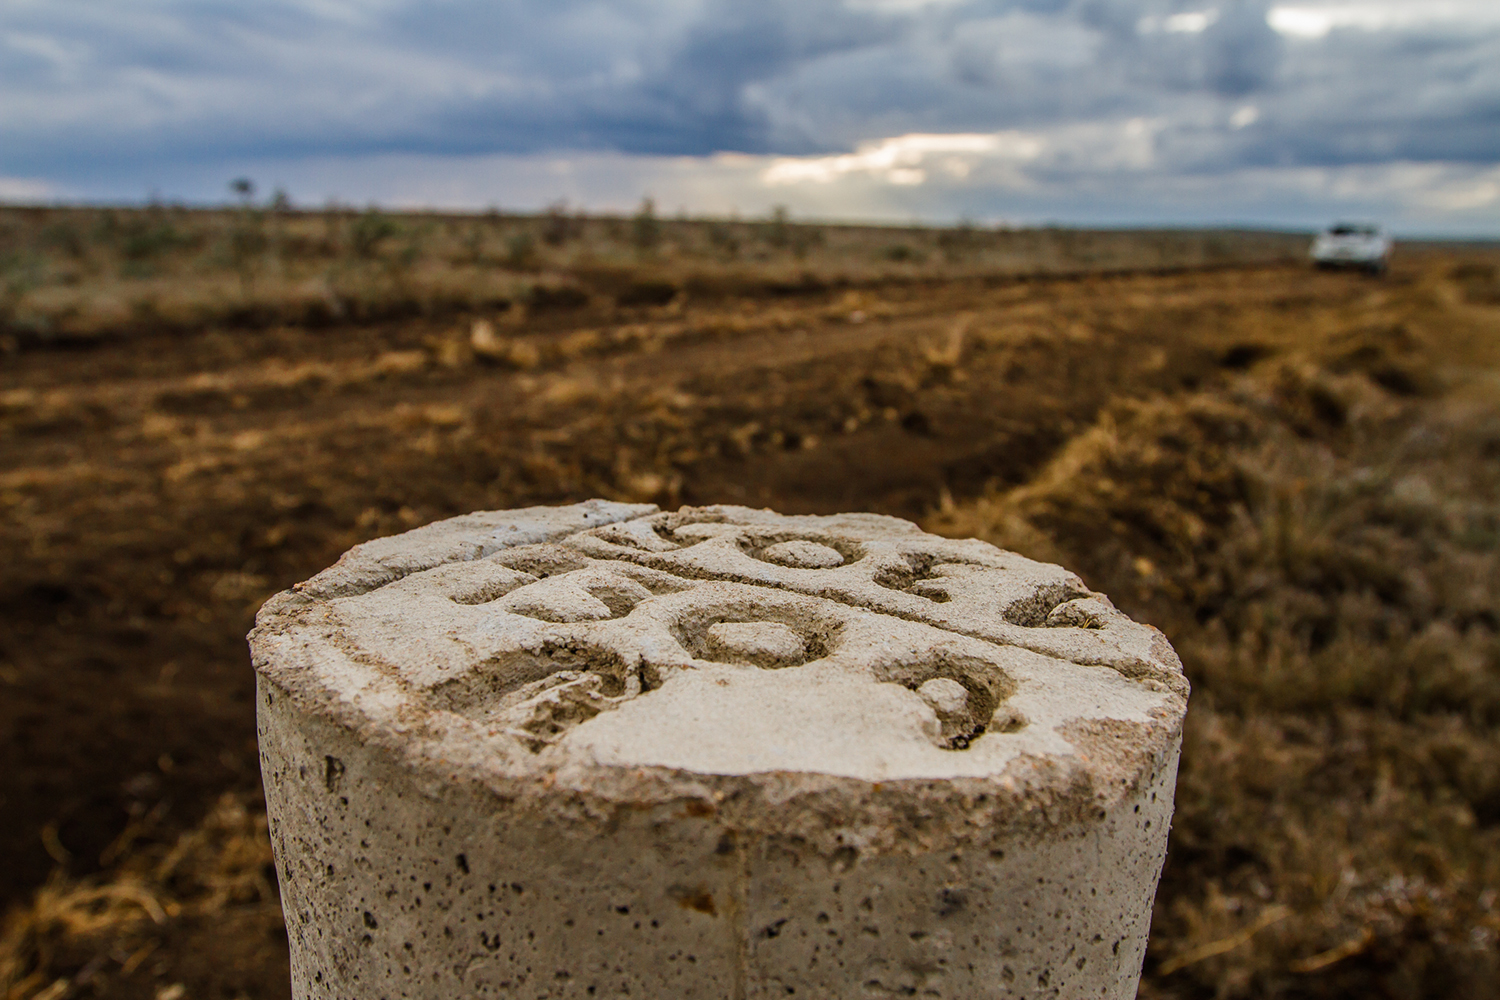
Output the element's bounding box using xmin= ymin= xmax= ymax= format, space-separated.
xmin=1138 ymin=9 xmax=1220 ymax=34
xmin=761 ymin=119 xmax=1164 ymax=195
xmin=0 ymin=176 xmax=51 ymax=201
xmin=1267 ymin=1 xmax=1500 ymax=38
xmin=763 ymin=133 xmax=1042 ymax=187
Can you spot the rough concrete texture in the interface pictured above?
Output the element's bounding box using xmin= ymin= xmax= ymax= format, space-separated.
xmin=252 ymin=500 xmax=1188 ymax=998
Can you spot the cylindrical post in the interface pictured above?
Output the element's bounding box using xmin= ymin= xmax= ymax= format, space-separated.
xmin=253 ymin=501 xmax=1187 ymax=998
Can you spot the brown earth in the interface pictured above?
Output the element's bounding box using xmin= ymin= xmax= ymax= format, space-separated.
xmin=2 ymin=242 xmax=1498 ymax=999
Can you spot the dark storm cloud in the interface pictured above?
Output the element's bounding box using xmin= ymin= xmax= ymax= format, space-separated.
xmin=402 ymin=0 xmax=901 ymax=155
xmin=2 ymin=0 xmax=1499 ymax=188
xmin=0 ymin=0 xmax=898 ymax=174
xmin=1202 ymin=1 xmax=1283 ymax=96
xmin=1085 ymin=0 xmax=1285 ymax=98
xmin=1257 ymin=22 xmax=1500 ymax=168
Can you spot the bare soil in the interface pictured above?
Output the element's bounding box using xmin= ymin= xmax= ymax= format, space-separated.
xmin=2 ymin=243 xmax=1497 ymax=999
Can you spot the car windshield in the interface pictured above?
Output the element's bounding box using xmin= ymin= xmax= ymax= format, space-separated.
xmin=1329 ymin=224 xmax=1378 ymax=236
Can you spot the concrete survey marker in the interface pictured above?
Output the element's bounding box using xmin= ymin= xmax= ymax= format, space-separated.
xmin=252 ymin=500 xmax=1188 ymax=998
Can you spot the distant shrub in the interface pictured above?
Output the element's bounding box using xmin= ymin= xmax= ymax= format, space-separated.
xmin=350 ymin=211 xmax=399 ymax=259
xmin=39 ymin=221 xmax=86 ymax=259
xmin=505 ymin=231 xmax=537 ymax=270
xmin=0 ymin=252 xmax=43 ymax=327
xmin=542 ymin=201 xmax=579 ymax=246
xmin=121 ymin=219 xmax=188 ymax=261
xmin=227 ymin=212 xmax=268 ymax=296
xmin=459 ymin=223 xmax=488 ymax=265
xmin=790 ymin=225 xmax=824 ymax=261
xmin=706 ymin=222 xmax=740 ymax=257
xmin=764 ymin=205 xmax=791 ymax=249
xmin=632 ymin=198 xmax=660 ymax=252
xmin=937 ymin=221 xmax=979 ymax=261
xmin=882 ymin=244 xmax=923 ymax=263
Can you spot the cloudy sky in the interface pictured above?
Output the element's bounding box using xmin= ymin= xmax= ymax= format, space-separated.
xmin=3 ymin=0 xmax=1498 ymax=232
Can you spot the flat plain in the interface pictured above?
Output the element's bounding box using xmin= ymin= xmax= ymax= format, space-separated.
xmin=2 ymin=205 xmax=1498 ymax=999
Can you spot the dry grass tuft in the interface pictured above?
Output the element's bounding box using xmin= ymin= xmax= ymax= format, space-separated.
xmin=931 ymin=291 xmax=1500 ymax=997
xmin=0 ymin=794 xmax=278 ymax=1000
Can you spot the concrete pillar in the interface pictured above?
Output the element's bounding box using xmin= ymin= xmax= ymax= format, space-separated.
xmin=252 ymin=500 xmax=1187 ymax=999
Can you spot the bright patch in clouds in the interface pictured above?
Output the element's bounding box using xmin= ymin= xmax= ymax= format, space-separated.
xmin=763 ymin=133 xmax=1041 ymax=186
xmin=1137 ymin=9 xmax=1220 ymax=34
xmin=1166 ymin=10 xmax=1219 ymax=33
xmin=1267 ymin=1 xmax=1500 ymax=38
xmin=1416 ymin=169 xmax=1500 ymax=212
xmin=0 ymin=176 xmax=52 ymax=201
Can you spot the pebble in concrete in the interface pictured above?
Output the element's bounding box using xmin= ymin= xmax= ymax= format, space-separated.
xmin=252 ymin=500 xmax=1188 ymax=998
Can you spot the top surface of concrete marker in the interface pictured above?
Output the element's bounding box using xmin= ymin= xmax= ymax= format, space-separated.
xmin=250 ymin=500 xmax=1187 ymax=844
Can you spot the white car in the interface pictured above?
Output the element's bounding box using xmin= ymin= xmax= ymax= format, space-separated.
xmin=1311 ymin=223 xmax=1391 ymax=274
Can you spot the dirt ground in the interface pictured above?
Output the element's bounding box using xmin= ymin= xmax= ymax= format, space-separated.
xmin=3 ymin=246 xmax=1498 ymax=998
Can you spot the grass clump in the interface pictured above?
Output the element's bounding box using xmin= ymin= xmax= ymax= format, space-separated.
xmin=931 ymin=311 xmax=1500 ymax=997
xmin=0 ymin=794 xmax=282 ymax=1000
